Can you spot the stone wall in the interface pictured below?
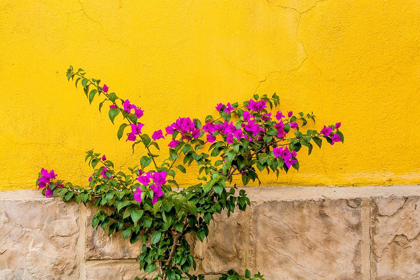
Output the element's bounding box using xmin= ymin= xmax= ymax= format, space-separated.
xmin=1 ymin=186 xmax=420 ymax=279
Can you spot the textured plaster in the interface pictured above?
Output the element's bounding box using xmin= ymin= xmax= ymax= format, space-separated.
xmin=1 ymin=0 xmax=420 ymax=190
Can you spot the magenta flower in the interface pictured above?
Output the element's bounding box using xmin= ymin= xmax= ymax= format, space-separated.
xmin=166 ymin=117 xmax=200 ymax=141
xmin=131 ymin=123 xmax=144 ymax=135
xmin=216 ymin=103 xmax=224 ymax=111
xmin=224 ymin=103 xmax=234 ymax=114
xmin=320 ymin=125 xmax=333 ymax=137
xmin=226 ymin=133 xmax=234 ymax=144
xmin=288 ymin=111 xmax=293 ymax=118
xmin=284 ymin=157 xmax=297 ymax=169
xmin=123 ymin=100 xmax=132 ymax=113
xmin=102 ymin=84 xmax=109 ymax=93
xmin=152 ymin=130 xmax=164 ymax=141
xmin=166 ymin=125 xmax=175 ymax=135
xmin=335 ymin=122 xmax=341 ymax=129
xmin=40 ymin=168 xmax=57 ymax=181
xmin=45 ymin=187 xmax=54 ymax=197
xmin=192 ymin=129 xmax=201 ymax=139
xmin=109 ymin=104 xmax=118 ymax=109
xmin=331 ymin=133 xmax=342 ymax=145
xmin=101 ymin=167 xmax=108 ymax=179
xmin=243 ymin=120 xmax=261 ymax=136
xmin=242 ymin=111 xmax=251 ymax=121
xmin=45 ymin=182 xmax=63 ymax=197
xmin=133 ymin=187 xmax=143 ymax=204
xmin=273 ymin=147 xmax=282 ymax=158
xmin=234 ymin=129 xmax=243 ymax=140
xmin=152 ymin=172 xmax=167 ymax=186
xmin=150 ymin=184 xmax=164 ymax=204
xmin=276 ymin=111 xmax=285 ymax=120
xmin=137 ymin=172 xmax=152 ymax=186
xmin=262 ymin=113 xmax=271 ymax=121
xmin=168 ymin=140 xmax=181 ymax=148
xmin=203 ymin=122 xmax=216 ymax=134
xmin=134 ymin=107 xmax=144 ymax=119
xmin=207 ymin=134 xmax=216 ymax=143
xmin=102 ymin=155 xmax=106 ymax=161
xmin=290 ymin=122 xmax=299 ymax=129
xmin=127 ymin=132 xmax=136 ymax=142
xmin=38 ymin=168 xmax=57 ymax=190
xmin=247 ymin=100 xmax=267 ymax=112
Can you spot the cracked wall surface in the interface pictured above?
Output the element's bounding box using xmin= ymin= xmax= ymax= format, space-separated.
xmin=2 ymin=186 xmax=420 ymax=279
xmin=1 ymin=0 xmax=420 ymax=190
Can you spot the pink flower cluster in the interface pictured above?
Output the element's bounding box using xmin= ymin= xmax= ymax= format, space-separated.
xmin=247 ymin=99 xmax=267 ymax=112
xmin=37 ymin=168 xmax=62 ymax=197
xmin=321 ymin=122 xmax=342 ymax=145
xmin=273 ymin=147 xmax=297 ymax=169
xmin=216 ymin=102 xmax=235 ymax=113
xmin=113 ymin=99 xmax=145 ymax=142
xmin=203 ymin=120 xmax=257 ymax=144
xmin=134 ymin=171 xmax=166 ymax=204
xmin=165 ymin=117 xmax=201 ymax=148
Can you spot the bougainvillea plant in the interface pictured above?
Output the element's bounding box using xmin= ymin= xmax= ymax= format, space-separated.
xmin=36 ymin=66 xmax=344 ymax=280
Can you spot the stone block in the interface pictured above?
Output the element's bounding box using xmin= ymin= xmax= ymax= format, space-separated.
xmin=251 ymin=199 xmax=362 ymax=279
xmin=86 ymin=260 xmax=155 ymax=280
xmin=85 ymin=206 xmax=141 ymax=260
xmin=371 ymin=197 xmax=420 ymax=279
xmin=0 ymin=198 xmax=80 ymax=279
xmin=192 ymin=209 xmax=249 ymax=275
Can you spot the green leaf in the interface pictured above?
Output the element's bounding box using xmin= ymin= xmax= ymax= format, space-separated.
xmin=186 ymin=201 xmax=198 ymax=216
xmin=143 ymin=216 xmax=152 ymax=228
xmin=140 ymin=134 xmax=151 ymax=147
xmin=312 ymin=136 xmax=322 ymax=148
xmin=151 ymin=231 xmax=161 ymax=244
xmin=140 ymin=156 xmax=152 ymax=170
xmin=81 ymin=78 xmax=88 ymax=88
xmin=131 ymin=210 xmax=144 ymax=225
xmin=116 ymin=200 xmax=131 ymax=212
xmin=108 ymin=108 xmax=120 ymax=124
xmin=88 ymin=89 xmax=97 ymax=104
xmin=213 ymin=183 xmax=224 ymax=195
xmin=64 ymin=191 xmax=74 ymax=201
xmin=123 ymin=207 xmax=133 ymax=219
xmin=242 ymin=173 xmax=250 ymax=185
xmin=162 ymin=200 xmax=174 ymax=212
xmin=145 ymin=263 xmax=156 ymax=273
xmin=256 ymin=162 xmax=265 ymax=172
xmin=175 ymin=222 xmax=184 ymax=232
xmin=109 ymin=92 xmax=117 ymax=102
xmin=176 ymin=165 xmax=186 ymax=173
xmin=117 ymin=123 xmax=128 ymax=140
xmin=91 ymin=158 xmax=99 ymax=168
xmin=122 ymin=227 xmax=131 ymax=239
xmin=127 ymin=113 xmax=138 ymax=124
xmin=196 ymin=229 xmax=205 ymax=242
xmin=98 ymin=99 xmax=106 ymax=112
xmin=92 ymin=217 xmax=99 ymax=228
xmin=245 ymin=269 xmax=251 ymax=278
xmin=204 ymin=212 xmax=212 ymax=224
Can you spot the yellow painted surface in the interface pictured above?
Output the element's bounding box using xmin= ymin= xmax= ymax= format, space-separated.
xmin=1 ymin=0 xmax=420 ymax=190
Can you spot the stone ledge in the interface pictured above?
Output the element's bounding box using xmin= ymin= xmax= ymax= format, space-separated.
xmin=2 ymin=186 xmax=420 ymax=279
xmin=2 ymin=185 xmax=420 ymax=202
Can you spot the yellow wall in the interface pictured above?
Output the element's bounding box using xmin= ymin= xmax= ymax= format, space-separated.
xmin=1 ymin=0 xmax=420 ymax=190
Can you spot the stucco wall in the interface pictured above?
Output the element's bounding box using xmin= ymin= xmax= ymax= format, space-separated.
xmin=1 ymin=0 xmax=420 ymax=190
xmin=2 ymin=186 xmax=420 ymax=279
